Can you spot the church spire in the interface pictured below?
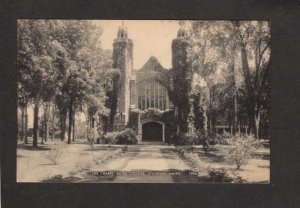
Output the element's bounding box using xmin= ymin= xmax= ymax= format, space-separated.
xmin=117 ymin=20 xmax=128 ymax=38
xmin=177 ymin=21 xmax=190 ymax=38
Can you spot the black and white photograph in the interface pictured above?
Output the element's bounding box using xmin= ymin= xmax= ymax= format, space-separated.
xmin=16 ymin=20 xmax=270 ymax=183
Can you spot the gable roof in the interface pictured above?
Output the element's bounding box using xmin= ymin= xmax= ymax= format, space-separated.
xmin=140 ymin=56 xmax=165 ymax=72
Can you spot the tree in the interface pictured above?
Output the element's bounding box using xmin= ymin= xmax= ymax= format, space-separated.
xmin=48 ymin=20 xmax=109 ymax=144
xmin=17 ymin=20 xmax=113 ymax=146
xmin=191 ymin=74 xmax=210 ymax=133
xmin=17 ymin=20 xmax=60 ymax=147
xmin=189 ymin=21 xmax=227 ymax=134
xmin=188 ymin=20 xmax=271 ymax=139
xmin=232 ymin=21 xmax=271 ymax=139
xmin=17 ymin=83 xmax=29 ymax=143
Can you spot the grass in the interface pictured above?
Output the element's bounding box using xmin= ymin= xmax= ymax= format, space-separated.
xmin=175 ymin=144 xmax=270 ymax=183
xmin=17 ymin=138 xmax=270 ymax=183
xmin=17 ymin=139 xmax=126 ymax=182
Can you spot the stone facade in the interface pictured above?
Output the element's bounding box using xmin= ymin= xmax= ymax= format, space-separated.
xmin=112 ymin=24 xmax=189 ymax=142
xmin=112 ymin=25 xmax=133 ymax=125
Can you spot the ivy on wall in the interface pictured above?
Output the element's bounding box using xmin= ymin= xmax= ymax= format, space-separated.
xmin=128 ymin=108 xmax=176 ymax=143
xmin=172 ymin=38 xmax=193 ymax=133
xmin=127 ymin=110 xmax=139 ymax=132
xmin=101 ymin=69 xmax=120 ymax=133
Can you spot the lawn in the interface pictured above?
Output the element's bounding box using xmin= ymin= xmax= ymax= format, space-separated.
xmin=177 ymin=144 xmax=270 ymax=183
xmin=17 ymin=139 xmax=270 ymax=183
xmin=17 ymin=139 xmax=125 ymax=182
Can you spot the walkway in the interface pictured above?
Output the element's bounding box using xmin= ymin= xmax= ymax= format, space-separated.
xmin=85 ymin=144 xmax=200 ymax=183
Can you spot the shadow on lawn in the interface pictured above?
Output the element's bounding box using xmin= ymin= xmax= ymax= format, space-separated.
xmin=42 ymin=175 xmax=81 ymax=183
xmin=17 ymin=144 xmax=51 ymax=151
xmin=164 ymin=146 xmax=227 ymax=164
xmin=17 ymin=155 xmax=28 ymax=158
xmin=84 ymin=146 xmax=122 ymax=152
xmin=251 ymin=152 xmax=270 ymax=160
xmin=160 ymin=147 xmax=187 ymax=160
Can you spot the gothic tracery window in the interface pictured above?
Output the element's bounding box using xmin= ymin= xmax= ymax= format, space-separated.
xmin=137 ymin=81 xmax=169 ymax=110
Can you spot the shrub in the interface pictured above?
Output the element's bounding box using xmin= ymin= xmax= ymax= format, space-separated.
xmin=219 ymin=134 xmax=259 ymax=170
xmin=208 ymin=132 xmax=231 ymax=145
xmin=103 ymin=129 xmax=137 ymax=145
xmin=222 ymin=131 xmax=232 ymax=139
xmin=42 ymin=175 xmax=81 ymax=182
xmin=114 ymin=129 xmax=137 ymax=145
xmin=176 ymin=131 xmax=198 ymax=145
xmin=208 ymin=168 xmax=244 ymax=183
xmin=102 ymin=131 xmax=119 ymax=144
xmin=208 ymin=168 xmax=234 ymax=183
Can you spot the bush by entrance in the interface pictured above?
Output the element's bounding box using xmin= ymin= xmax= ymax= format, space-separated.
xmin=102 ymin=129 xmax=137 ymax=145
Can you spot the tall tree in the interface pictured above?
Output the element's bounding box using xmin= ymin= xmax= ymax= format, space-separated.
xmin=18 ymin=20 xmax=111 ymax=146
xmin=232 ymin=21 xmax=271 ymax=138
xmin=17 ymin=20 xmax=60 ymax=147
xmin=189 ymin=21 xmax=227 ymax=134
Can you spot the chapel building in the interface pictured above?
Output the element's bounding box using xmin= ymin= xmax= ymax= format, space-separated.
xmin=111 ymin=24 xmax=191 ymax=142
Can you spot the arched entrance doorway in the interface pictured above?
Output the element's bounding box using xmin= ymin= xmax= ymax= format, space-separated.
xmin=142 ymin=122 xmax=164 ymax=142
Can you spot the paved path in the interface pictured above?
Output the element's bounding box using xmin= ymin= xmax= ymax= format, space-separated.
xmin=85 ymin=144 xmax=200 ymax=183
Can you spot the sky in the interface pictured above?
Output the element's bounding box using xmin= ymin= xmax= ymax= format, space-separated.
xmin=94 ymin=20 xmax=180 ymax=69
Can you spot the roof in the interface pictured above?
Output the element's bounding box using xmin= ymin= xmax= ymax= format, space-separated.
xmin=139 ymin=56 xmax=166 ymax=72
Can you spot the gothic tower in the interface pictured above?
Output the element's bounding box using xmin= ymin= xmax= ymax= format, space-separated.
xmin=171 ymin=25 xmax=192 ymax=133
xmin=112 ymin=23 xmax=133 ymax=125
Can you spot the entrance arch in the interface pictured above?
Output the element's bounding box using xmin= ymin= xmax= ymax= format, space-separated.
xmin=141 ymin=121 xmax=165 ymax=142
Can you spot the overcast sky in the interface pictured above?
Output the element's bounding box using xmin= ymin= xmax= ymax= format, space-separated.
xmin=94 ymin=20 xmax=180 ymax=69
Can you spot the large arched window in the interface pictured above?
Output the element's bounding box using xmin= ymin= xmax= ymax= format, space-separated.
xmin=137 ymin=81 xmax=168 ymax=110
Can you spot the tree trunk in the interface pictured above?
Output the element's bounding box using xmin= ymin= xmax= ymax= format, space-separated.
xmin=208 ymin=90 xmax=213 ymax=134
xmin=254 ymin=109 xmax=261 ymax=139
xmin=20 ymin=106 xmax=25 ymax=141
xmin=202 ymin=107 xmax=208 ymax=138
xmin=51 ymin=103 xmax=56 ymax=141
xmin=202 ymin=106 xmax=210 ymax=153
xmin=233 ymin=91 xmax=238 ymax=135
xmin=177 ymin=107 xmax=185 ymax=133
xmin=92 ymin=117 xmax=95 ymax=128
xmin=33 ymin=94 xmax=40 ymax=148
xmin=72 ymin=111 xmax=75 ymax=142
xmin=240 ymin=42 xmax=256 ymax=136
xmin=59 ymin=110 xmax=67 ymax=141
xmin=248 ymin=101 xmax=256 ymax=136
xmin=230 ymin=43 xmax=238 ymax=135
xmin=86 ymin=115 xmax=90 ymax=140
xmin=44 ymin=103 xmax=50 ymax=142
xmin=67 ymin=99 xmax=73 ymax=144
xmin=24 ymin=106 xmax=28 ymax=144
xmin=41 ymin=105 xmax=48 ymax=144
xmin=41 ymin=116 xmax=44 ymax=144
